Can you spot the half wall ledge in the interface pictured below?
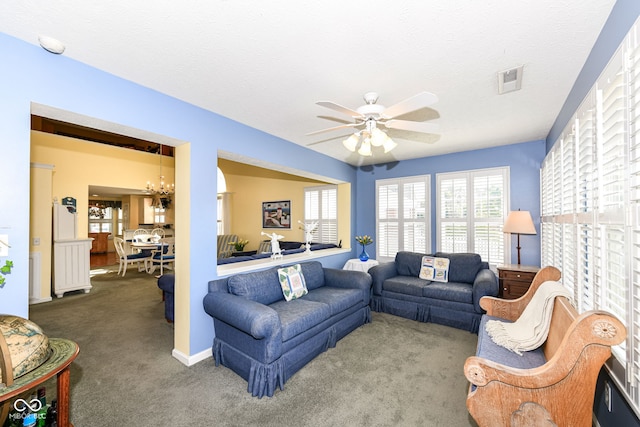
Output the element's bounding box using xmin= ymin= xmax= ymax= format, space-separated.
xmin=216 ymin=248 xmax=350 ymax=277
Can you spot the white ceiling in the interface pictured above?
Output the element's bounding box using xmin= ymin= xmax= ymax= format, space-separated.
xmin=1 ymin=1 xmax=616 ymax=166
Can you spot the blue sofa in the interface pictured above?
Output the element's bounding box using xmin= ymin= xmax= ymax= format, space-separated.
xmin=203 ymin=261 xmax=372 ymax=397
xmin=369 ymin=251 xmax=498 ymax=333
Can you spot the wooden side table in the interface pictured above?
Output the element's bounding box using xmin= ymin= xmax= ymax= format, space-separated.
xmin=0 ymin=338 xmax=79 ymax=427
xmin=497 ymin=264 xmax=540 ymax=299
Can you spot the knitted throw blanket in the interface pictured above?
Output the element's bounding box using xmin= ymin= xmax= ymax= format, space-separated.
xmin=485 ymin=280 xmax=571 ymax=355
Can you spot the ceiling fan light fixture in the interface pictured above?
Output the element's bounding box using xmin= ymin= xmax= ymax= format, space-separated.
xmin=382 ymin=137 xmax=397 ymax=153
xmin=370 ymin=127 xmax=386 ymax=147
xmin=343 ymin=134 xmax=359 ymax=152
xmin=358 ymin=138 xmax=372 ymax=156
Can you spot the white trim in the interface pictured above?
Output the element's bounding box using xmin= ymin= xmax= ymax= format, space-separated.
xmin=172 ymin=347 xmax=212 ymax=366
xmin=30 ymin=162 xmax=54 ymax=170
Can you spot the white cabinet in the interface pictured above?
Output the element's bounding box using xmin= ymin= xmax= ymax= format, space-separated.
xmin=53 ymin=239 xmax=93 ymax=298
xmin=52 ymin=201 xmax=92 ymax=298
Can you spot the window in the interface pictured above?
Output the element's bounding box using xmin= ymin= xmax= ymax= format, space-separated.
xmin=436 ymin=167 xmax=509 ymax=266
xmin=540 ymin=18 xmax=640 ymax=413
xmin=304 ymin=185 xmax=338 ymax=244
xmin=217 ymin=192 xmax=231 ymax=236
xmin=376 ymin=175 xmax=430 ymax=262
xmin=89 ymin=204 xmax=122 ymax=234
xmin=154 ymin=206 xmax=166 ymax=225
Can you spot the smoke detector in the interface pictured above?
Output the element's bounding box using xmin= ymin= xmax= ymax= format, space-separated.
xmin=498 ymin=65 xmax=524 ymax=94
xmin=38 ymin=35 xmax=65 ymax=55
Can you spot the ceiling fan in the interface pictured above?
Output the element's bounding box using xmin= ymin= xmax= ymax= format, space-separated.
xmin=307 ymin=91 xmax=439 ymax=156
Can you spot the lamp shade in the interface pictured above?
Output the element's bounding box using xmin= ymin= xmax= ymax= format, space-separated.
xmin=343 ymin=134 xmax=359 ymax=152
xmin=503 ymin=210 xmax=536 ymax=234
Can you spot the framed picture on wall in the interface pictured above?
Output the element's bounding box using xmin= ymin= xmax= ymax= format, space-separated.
xmin=262 ymin=200 xmax=291 ymax=228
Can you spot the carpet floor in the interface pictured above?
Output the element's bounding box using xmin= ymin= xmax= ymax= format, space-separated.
xmin=29 ymin=266 xmax=480 ymax=426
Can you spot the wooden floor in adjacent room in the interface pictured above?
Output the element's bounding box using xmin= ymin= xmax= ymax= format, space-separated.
xmin=90 ymin=251 xmax=118 ymax=268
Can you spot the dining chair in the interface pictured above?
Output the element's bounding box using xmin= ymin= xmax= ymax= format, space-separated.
xmin=114 ymin=237 xmax=152 ymax=276
xmin=148 ymin=237 xmax=175 ymax=276
xmin=133 ymin=228 xmax=149 ymax=238
xmin=151 ymin=228 xmax=165 ymax=240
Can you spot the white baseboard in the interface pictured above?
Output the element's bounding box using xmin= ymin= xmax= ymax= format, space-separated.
xmin=172 ymin=347 xmax=212 ymax=366
xmin=29 ymin=297 xmax=53 ymax=305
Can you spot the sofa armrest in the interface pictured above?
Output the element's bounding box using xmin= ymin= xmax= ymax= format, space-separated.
xmin=369 ymin=262 xmax=398 ymax=296
xmin=203 ymin=292 xmax=280 ymax=340
xmin=472 ymin=269 xmax=499 ymax=313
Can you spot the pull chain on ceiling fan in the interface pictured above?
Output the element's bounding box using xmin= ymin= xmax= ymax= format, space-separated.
xmin=307 ymin=91 xmax=439 ymax=156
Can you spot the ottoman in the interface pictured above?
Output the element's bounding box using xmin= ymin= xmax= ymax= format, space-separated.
xmin=157 ymin=274 xmax=175 ymax=322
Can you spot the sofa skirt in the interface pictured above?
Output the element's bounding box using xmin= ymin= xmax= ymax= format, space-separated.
xmin=371 ymin=295 xmax=481 ymax=333
xmin=213 ymin=306 xmax=370 ymax=397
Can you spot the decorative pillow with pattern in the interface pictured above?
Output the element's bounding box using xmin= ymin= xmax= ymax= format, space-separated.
xmin=419 ymin=256 xmax=450 ymax=282
xmin=277 ymin=264 xmax=308 ymax=301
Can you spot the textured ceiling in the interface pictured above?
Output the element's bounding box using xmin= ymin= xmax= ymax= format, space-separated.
xmin=0 ymin=1 xmax=616 ymax=166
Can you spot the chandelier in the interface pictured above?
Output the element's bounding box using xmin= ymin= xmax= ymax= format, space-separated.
xmin=342 ymin=118 xmax=397 ymax=156
xmin=144 ymin=144 xmax=174 ymax=197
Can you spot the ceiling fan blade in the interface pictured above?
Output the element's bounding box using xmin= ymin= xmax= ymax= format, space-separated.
xmin=383 ymin=119 xmax=440 ymax=134
xmin=382 ymin=92 xmax=439 ymax=119
xmin=306 ymin=123 xmax=361 ymax=136
xmin=316 ymin=101 xmax=363 ymax=118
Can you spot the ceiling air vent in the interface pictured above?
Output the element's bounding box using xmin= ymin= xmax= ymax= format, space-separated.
xmin=498 ymin=65 xmax=524 ymax=94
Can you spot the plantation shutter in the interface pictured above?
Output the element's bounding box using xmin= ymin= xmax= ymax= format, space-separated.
xmin=439 ymin=175 xmax=468 ymax=253
xmin=473 ymin=173 xmax=506 ymax=265
xmin=629 ymin=26 xmax=640 ymax=402
xmin=597 ymin=50 xmax=627 ymax=361
xmin=304 ymin=185 xmax=338 ymax=244
xmin=541 ymin=31 xmax=640 ymax=408
xmin=436 ymin=167 xmax=509 ymax=265
xmin=376 ymin=175 xmax=430 ymax=262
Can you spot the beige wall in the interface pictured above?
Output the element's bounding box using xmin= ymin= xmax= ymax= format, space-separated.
xmin=31 ymin=130 xmax=175 ymax=237
xmin=219 ymin=159 xmax=327 ymax=251
xmin=30 ymin=130 xmax=176 ymax=301
xmin=29 ymin=163 xmax=53 ymax=302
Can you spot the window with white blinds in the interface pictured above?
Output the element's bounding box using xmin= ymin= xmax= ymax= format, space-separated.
xmin=375 ymin=175 xmax=430 ymax=262
xmin=540 ymin=18 xmax=640 ymax=413
xmin=304 ymin=185 xmax=338 ymax=244
xmin=436 ymin=167 xmax=509 ymax=266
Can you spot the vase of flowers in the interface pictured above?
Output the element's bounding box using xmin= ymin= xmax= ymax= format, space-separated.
xmin=228 ymin=239 xmax=249 ymax=252
xmin=355 ymin=235 xmax=373 ymax=262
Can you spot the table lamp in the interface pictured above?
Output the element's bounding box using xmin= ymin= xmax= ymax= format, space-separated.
xmin=503 ymin=209 xmax=537 ymax=265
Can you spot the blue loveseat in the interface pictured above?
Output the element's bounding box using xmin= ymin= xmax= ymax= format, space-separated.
xmin=202 ymin=260 xmax=372 ymax=397
xmin=369 ymin=251 xmax=498 ymax=333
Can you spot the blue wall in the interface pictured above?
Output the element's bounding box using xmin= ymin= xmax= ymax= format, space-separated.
xmin=548 ymin=0 xmax=640 ymax=150
xmin=355 ymin=140 xmax=546 ymax=266
xmin=0 ymin=32 xmax=357 ymax=355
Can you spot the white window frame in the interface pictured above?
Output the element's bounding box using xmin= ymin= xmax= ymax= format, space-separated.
xmin=375 ymin=175 xmax=431 ymax=263
xmin=304 ymin=185 xmax=338 ymax=244
xmin=436 ymin=167 xmax=510 ymax=267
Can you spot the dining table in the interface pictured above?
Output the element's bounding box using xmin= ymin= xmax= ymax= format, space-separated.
xmin=130 ymin=241 xmax=168 ymax=274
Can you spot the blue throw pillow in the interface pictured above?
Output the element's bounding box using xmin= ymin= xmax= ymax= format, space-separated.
xmin=227 ymin=267 xmax=283 ymax=305
xmin=299 ymin=261 xmax=325 ymax=290
xmin=395 ymin=251 xmax=432 ymax=277
xmin=435 ymin=252 xmax=482 ymax=284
